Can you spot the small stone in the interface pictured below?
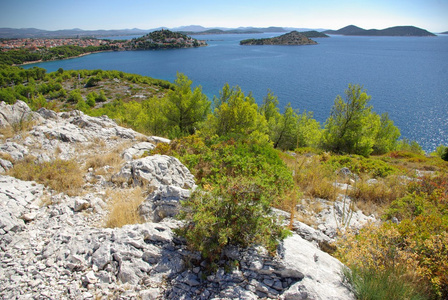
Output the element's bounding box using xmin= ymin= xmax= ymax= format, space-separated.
xmin=140 ymin=288 xmax=161 ymax=300
xmin=74 ymin=198 xmax=90 ymax=212
xmin=21 ymin=212 xmax=37 ymax=222
xmin=82 ymin=271 xmax=98 ymax=284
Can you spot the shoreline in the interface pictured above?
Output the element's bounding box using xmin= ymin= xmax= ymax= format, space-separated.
xmin=16 ymin=51 xmax=110 ymax=67
xmin=15 ymin=45 xmax=205 ymax=67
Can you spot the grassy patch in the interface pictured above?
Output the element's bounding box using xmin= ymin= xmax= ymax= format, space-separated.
xmin=7 ymin=157 xmax=84 ymax=196
xmin=104 ymin=187 xmax=145 ymax=228
xmin=385 ymin=151 xmax=448 ymax=173
xmin=325 ymin=154 xmax=401 ymax=178
xmin=343 ymin=266 xmax=428 ymax=300
xmin=349 ymin=175 xmax=408 ymax=212
xmin=281 ymin=153 xmax=338 ymax=201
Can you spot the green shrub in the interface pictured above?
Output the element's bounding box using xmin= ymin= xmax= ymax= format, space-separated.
xmin=326 ymin=155 xmax=400 ymax=177
xmin=152 ymin=135 xmax=293 ymax=197
xmin=396 ymin=139 xmax=424 ymax=155
xmin=67 ymin=89 xmax=83 ymax=103
xmin=442 ymin=147 xmax=448 ymax=162
xmin=176 ymin=177 xmax=291 ymax=268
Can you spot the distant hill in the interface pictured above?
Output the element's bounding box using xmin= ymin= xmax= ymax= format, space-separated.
xmin=179 ymin=26 xmax=287 ymax=35
xmin=179 ymin=29 xmax=260 ymax=35
xmin=324 ymin=25 xmax=436 ymax=36
xmin=0 ymin=26 xmax=329 ymax=38
xmin=170 ymin=25 xmax=208 ymax=32
xmin=0 ymin=27 xmax=150 ymax=38
xmin=440 ymin=31 xmax=448 ymax=34
xmin=240 ymin=31 xmax=317 ymax=46
xmin=301 ymin=31 xmax=329 ymax=38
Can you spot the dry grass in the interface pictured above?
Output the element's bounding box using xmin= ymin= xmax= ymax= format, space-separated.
xmin=104 ymin=187 xmax=145 ymax=228
xmin=0 ymin=152 xmax=13 ymax=162
xmin=39 ymin=193 xmax=53 ymax=207
xmin=0 ymin=118 xmax=36 ymax=141
xmin=295 ymin=213 xmax=317 ymax=227
xmin=291 ymin=155 xmax=338 ymax=201
xmin=86 ymin=152 xmax=124 ymax=173
xmin=349 ymin=175 xmax=408 ymax=215
xmin=82 ymin=140 xmax=130 ymax=180
xmin=274 ymin=186 xmax=302 ymax=229
xmin=280 ymin=151 xmax=413 ymax=219
xmin=7 ymin=156 xmax=84 ymax=196
xmin=91 ymin=137 xmax=107 ymax=148
xmin=0 ymin=126 xmax=14 ymax=141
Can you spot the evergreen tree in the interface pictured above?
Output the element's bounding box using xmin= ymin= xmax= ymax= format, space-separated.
xmin=322 ymin=84 xmax=380 ymax=156
xmin=296 ymin=110 xmax=322 ymax=148
xmin=207 ymin=84 xmax=267 ymax=141
xmin=372 ymin=112 xmax=401 ymax=154
xmin=163 ymin=73 xmax=210 ymax=136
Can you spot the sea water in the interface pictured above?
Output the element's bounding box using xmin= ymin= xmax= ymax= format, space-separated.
xmin=23 ymin=33 xmax=448 ymax=152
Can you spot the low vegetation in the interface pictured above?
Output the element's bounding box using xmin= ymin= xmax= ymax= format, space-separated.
xmin=336 ymin=174 xmax=448 ymax=299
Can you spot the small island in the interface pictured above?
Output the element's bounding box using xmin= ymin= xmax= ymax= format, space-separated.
xmin=240 ymin=31 xmax=318 ymax=46
xmin=128 ymin=29 xmax=207 ymax=49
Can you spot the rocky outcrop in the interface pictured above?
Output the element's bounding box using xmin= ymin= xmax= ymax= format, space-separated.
xmin=113 ymin=155 xmax=197 ymax=222
xmin=0 ymin=100 xmax=41 ymax=128
xmin=0 ymin=175 xmax=353 ymax=299
xmin=113 ymin=155 xmax=195 ymax=189
xmin=122 ymin=142 xmax=156 ymax=161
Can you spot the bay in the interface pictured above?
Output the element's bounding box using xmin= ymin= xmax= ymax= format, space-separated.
xmin=23 ymin=33 xmax=448 ymax=152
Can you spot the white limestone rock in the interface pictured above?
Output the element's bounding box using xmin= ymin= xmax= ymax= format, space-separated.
xmin=279 ymin=234 xmax=354 ymax=300
xmin=0 ymin=100 xmax=40 ymax=128
xmin=122 ymin=142 xmax=155 ymax=161
xmin=113 ymin=154 xmax=196 ymax=189
xmin=0 ymin=142 xmax=29 ymax=161
xmin=74 ymin=198 xmax=91 ymax=212
xmin=0 ymin=159 xmax=12 ymax=172
xmin=140 ymin=185 xmax=193 ymax=222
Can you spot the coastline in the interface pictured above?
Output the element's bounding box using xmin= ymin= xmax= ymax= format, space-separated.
xmin=15 ymin=44 xmax=206 ymax=67
xmin=16 ymin=51 xmax=110 ymax=67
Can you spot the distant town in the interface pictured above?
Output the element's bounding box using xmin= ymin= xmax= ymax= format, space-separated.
xmin=0 ymin=38 xmax=126 ymax=51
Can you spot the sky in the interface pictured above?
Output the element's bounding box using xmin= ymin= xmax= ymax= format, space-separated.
xmin=1 ymin=0 xmax=447 ymax=33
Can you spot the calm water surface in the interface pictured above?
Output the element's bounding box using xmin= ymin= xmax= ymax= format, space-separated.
xmin=24 ymin=33 xmax=448 ymax=152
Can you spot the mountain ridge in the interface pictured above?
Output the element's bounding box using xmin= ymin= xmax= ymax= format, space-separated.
xmin=0 ymin=25 xmax=437 ymax=39
xmin=324 ymin=25 xmax=435 ymax=36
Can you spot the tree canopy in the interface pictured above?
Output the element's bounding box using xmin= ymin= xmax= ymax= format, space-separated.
xmin=322 ymin=84 xmax=400 ymax=156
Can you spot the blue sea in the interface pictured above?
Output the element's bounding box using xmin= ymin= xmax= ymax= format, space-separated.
xmin=23 ymin=33 xmax=448 ymax=152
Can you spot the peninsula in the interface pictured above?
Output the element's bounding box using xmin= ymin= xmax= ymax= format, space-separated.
xmin=240 ymin=31 xmax=318 ymax=46
xmin=324 ymin=25 xmax=436 ymax=36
